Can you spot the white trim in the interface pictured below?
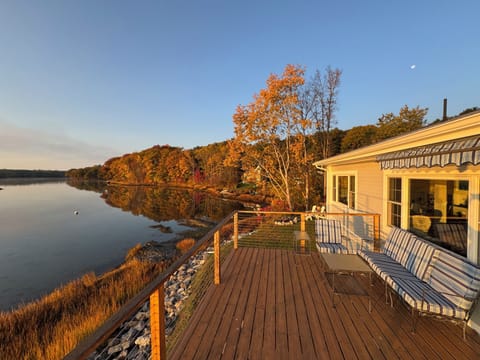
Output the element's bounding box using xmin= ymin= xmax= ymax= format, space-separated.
xmin=401 ymin=175 xmax=411 ymax=230
xmin=331 ymin=171 xmax=357 ymax=210
xmin=468 ymin=176 xmax=479 ymax=264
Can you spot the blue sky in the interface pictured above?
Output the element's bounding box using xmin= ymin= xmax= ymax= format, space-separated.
xmin=1 ymin=0 xmax=479 ymax=170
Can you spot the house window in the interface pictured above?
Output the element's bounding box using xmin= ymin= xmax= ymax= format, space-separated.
xmin=332 ymin=175 xmax=337 ymax=202
xmin=409 ymin=179 xmax=468 ymax=257
xmin=334 ymin=175 xmax=356 ymax=209
xmin=338 ymin=176 xmax=348 ymax=205
xmin=387 ymin=178 xmax=402 ymax=227
xmin=349 ymin=176 xmax=355 ymax=209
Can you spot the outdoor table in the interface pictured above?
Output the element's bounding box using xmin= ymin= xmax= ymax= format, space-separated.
xmin=293 ymin=230 xmax=311 ymax=255
xmin=321 ymin=253 xmax=373 ymax=309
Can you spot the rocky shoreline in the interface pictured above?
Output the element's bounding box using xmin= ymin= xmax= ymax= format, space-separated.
xmin=88 ymin=246 xmax=211 ymax=359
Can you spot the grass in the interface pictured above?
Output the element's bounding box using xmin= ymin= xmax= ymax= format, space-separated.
xmin=176 ymin=238 xmax=196 ymax=254
xmin=0 ymin=258 xmax=170 ymax=360
xmin=237 ymin=218 xmax=317 ymax=251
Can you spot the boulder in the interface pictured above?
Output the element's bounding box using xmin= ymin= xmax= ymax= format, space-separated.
xmin=134 ymin=335 xmax=150 ymax=347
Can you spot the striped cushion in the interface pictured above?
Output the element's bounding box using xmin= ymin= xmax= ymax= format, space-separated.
xmin=383 ymin=227 xmax=435 ymax=280
xmin=315 ymin=219 xmax=342 ymax=244
xmin=359 ymin=250 xmax=418 ymax=285
xmin=383 ymin=227 xmax=416 ymax=265
xmin=361 ymin=250 xmax=468 ymax=319
xmin=404 ymin=236 xmax=436 ymax=281
xmin=362 ymin=227 xmax=480 ymax=320
xmin=428 ymin=250 xmax=480 ymax=312
xmin=390 ymin=277 xmax=468 ymax=319
xmin=316 ymin=243 xmax=349 ymax=254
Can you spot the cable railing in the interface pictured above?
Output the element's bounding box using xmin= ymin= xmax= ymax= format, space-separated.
xmin=65 ymin=210 xmax=380 ymax=360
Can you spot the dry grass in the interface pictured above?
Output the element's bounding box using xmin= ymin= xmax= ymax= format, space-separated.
xmin=176 ymin=238 xmax=196 ymax=253
xmin=0 ymin=258 xmax=169 ymax=360
xmin=125 ymin=243 xmax=143 ymax=261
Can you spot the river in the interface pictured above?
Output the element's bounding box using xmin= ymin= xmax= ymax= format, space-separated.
xmin=0 ymin=179 xmax=244 ymax=311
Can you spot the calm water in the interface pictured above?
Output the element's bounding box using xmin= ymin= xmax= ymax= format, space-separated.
xmin=0 ymin=179 xmax=243 ymax=311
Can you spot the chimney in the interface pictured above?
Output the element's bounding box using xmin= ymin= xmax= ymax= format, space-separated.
xmin=443 ymin=98 xmax=448 ymax=121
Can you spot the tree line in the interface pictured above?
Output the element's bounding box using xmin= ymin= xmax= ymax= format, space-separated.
xmin=0 ymin=169 xmax=66 ymax=178
xmin=68 ymin=64 xmax=435 ymax=210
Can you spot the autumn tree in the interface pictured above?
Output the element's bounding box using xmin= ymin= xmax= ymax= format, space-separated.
xmin=231 ymin=64 xmax=306 ymax=210
xmin=192 ymin=142 xmax=240 ymax=188
xmin=292 ymin=67 xmax=342 ymax=209
xmin=303 ymin=67 xmax=342 ymax=159
xmin=376 ymin=105 xmax=428 ymax=141
xmin=341 ymin=125 xmax=377 ymax=152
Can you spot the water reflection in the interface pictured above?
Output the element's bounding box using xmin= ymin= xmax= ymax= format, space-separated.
xmin=0 ymin=177 xmax=65 ymax=186
xmin=67 ymin=179 xmax=245 ymax=222
xmin=0 ymin=179 xmax=244 ymax=311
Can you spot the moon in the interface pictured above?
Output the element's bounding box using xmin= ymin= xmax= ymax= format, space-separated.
xmin=410 ymin=64 xmax=416 ymax=69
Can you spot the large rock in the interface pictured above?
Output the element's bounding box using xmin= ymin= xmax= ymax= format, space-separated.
xmin=134 ymin=335 xmax=150 ymax=347
xmin=97 ymin=246 xmax=210 ymax=358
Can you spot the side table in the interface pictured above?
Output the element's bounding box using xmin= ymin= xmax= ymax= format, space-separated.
xmin=293 ymin=230 xmax=311 ymax=255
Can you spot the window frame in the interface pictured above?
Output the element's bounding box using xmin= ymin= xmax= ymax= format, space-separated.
xmin=387 ymin=177 xmax=402 ymax=227
xmin=383 ymin=172 xmax=472 ymax=258
xmin=332 ymin=173 xmax=356 ymax=209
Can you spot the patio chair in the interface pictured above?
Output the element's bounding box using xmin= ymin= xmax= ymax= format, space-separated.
xmin=306 ymin=205 xmax=326 ymax=220
xmin=315 ymin=218 xmax=353 ymax=254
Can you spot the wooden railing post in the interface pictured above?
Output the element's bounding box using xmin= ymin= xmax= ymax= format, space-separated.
xmin=150 ymin=286 xmax=166 ymax=360
xmin=234 ymin=212 xmax=238 ymax=250
xmin=300 ymin=213 xmax=305 ymax=232
xmin=373 ymin=214 xmax=380 ymax=251
xmin=214 ymin=230 xmax=221 ymax=285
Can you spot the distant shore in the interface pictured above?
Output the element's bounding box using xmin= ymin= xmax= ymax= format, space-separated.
xmin=0 ymin=169 xmax=66 ymax=178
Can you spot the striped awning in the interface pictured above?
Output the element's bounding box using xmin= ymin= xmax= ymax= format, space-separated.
xmin=377 ymin=135 xmax=480 ymax=170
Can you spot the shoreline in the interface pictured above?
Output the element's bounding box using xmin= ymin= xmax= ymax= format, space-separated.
xmin=0 ymin=242 xmax=174 ymax=359
xmin=90 ymin=245 xmax=212 ymax=358
xmin=75 ymin=178 xmax=271 ymax=206
xmin=1 ymin=240 xmax=180 ymax=315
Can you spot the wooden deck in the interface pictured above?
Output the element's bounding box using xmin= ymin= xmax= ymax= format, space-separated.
xmin=169 ymin=248 xmax=480 ymax=359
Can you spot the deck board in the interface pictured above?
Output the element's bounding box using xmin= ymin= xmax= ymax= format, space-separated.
xmin=283 ymin=250 xmax=302 ymax=359
xmin=169 ymin=248 xmax=480 ymax=360
xmin=206 ymin=246 xmax=254 ymax=358
xmin=221 ymin=247 xmax=259 ymax=359
xmin=233 ymin=248 xmax=264 ymax=360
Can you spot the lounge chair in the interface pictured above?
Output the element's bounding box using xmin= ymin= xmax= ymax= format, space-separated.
xmin=315 ymin=218 xmax=353 ymax=254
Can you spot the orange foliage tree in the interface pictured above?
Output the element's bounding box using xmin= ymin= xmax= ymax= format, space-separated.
xmin=230 ymin=64 xmax=306 ymax=210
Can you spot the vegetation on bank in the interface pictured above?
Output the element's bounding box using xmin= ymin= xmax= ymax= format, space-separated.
xmin=0 ymin=257 xmax=170 ymax=360
xmin=66 ymin=65 xmax=476 ymax=210
xmin=0 ymin=169 xmax=66 ymax=178
xmin=66 ymin=65 xmax=438 ymax=210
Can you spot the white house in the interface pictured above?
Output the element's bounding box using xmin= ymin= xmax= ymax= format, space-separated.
xmin=314 ymin=110 xmax=480 ymax=331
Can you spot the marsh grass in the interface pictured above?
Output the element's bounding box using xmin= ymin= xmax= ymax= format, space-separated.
xmin=0 ymin=258 xmax=169 ymax=360
xmin=176 ymin=238 xmax=196 ymax=253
